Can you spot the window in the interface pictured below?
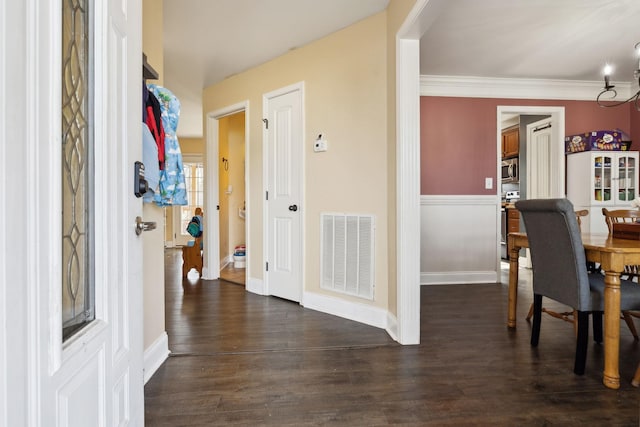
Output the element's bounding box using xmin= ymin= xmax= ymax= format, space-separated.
xmin=61 ymin=0 xmax=95 ymax=341
xmin=180 ymin=161 xmax=204 ymax=234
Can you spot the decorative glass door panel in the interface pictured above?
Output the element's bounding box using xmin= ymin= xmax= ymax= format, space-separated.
xmin=61 ymin=0 xmax=94 ymax=341
xmin=616 ymin=155 xmax=636 ymax=202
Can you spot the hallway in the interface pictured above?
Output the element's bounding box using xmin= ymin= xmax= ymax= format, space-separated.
xmin=144 ymin=250 xmax=640 ymax=425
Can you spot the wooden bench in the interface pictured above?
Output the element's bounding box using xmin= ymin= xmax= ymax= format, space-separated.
xmin=182 ymin=236 xmax=203 ymax=278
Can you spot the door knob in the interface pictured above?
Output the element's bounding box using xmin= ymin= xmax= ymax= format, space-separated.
xmin=288 ymin=205 xmax=298 ymax=212
xmin=135 ymin=216 xmax=157 ymax=236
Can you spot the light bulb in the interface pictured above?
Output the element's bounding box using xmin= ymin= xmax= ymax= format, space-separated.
xmin=604 ymin=64 xmax=613 ymax=76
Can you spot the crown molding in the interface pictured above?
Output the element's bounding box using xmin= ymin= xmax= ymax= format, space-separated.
xmin=420 ymin=75 xmax=634 ymax=101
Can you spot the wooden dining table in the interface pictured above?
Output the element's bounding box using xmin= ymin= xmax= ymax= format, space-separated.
xmin=507 ymin=231 xmax=640 ymax=389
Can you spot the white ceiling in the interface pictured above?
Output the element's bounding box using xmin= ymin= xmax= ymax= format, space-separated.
xmin=162 ymin=0 xmax=640 ymax=137
xmin=420 ymin=0 xmax=640 ymax=82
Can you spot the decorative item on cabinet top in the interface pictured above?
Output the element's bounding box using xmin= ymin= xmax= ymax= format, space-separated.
xmin=565 ymin=129 xmax=631 ymax=154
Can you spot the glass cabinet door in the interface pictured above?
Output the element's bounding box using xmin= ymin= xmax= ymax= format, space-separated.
xmin=594 ymin=155 xmax=612 ymax=202
xmin=617 ymin=154 xmax=636 ymax=202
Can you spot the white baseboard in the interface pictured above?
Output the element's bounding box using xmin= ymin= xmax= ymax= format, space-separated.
xmin=385 ymin=312 xmax=399 ymax=342
xmin=143 ymin=331 xmax=170 ymax=384
xmin=303 ymin=291 xmax=388 ymax=330
xmin=421 ymin=271 xmax=498 ymax=285
xmin=220 ymin=255 xmax=233 ymax=269
xmin=246 ymin=277 xmax=265 ymax=295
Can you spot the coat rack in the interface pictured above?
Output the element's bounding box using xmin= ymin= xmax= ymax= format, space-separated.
xmin=143 ymin=53 xmax=159 ymax=80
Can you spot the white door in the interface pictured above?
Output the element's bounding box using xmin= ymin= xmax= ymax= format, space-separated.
xmin=526 ymin=117 xmax=563 ymax=199
xmin=264 ymin=83 xmax=304 ymax=302
xmin=524 ymin=117 xmax=562 ymax=268
xmin=203 ymin=114 xmax=223 ymax=279
xmin=1 ymin=0 xmax=144 ymax=425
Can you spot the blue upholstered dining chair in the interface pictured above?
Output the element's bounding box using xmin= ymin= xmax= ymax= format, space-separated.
xmin=515 ymin=198 xmax=640 ymax=375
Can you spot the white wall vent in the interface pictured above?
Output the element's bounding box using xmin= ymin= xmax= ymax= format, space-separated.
xmin=320 ymin=213 xmax=374 ymax=300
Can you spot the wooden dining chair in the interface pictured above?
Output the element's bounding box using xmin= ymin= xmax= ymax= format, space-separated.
xmin=602 ymin=207 xmax=640 ymax=235
xmin=516 ymin=198 xmax=640 ymax=375
xmin=601 ymin=207 xmax=640 ymax=340
xmin=602 ymin=207 xmax=640 ymax=282
xmin=575 ymin=209 xmax=589 ymax=229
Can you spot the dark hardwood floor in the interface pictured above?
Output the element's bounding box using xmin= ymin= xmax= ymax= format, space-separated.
xmin=145 ymin=250 xmax=640 ymax=426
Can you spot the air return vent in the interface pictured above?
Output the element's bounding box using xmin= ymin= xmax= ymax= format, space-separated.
xmin=320 ymin=213 xmax=374 ymax=300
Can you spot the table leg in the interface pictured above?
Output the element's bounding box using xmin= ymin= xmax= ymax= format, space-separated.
xmin=603 ymin=268 xmax=621 ymax=389
xmin=507 ymin=242 xmax=521 ymax=328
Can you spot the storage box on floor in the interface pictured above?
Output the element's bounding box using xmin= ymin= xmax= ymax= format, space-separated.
xmin=565 ymin=130 xmax=631 ymax=154
xmin=233 ymin=244 xmax=246 ymax=268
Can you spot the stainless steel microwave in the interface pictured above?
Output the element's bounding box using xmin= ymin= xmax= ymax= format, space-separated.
xmin=501 ymin=158 xmax=519 ymax=184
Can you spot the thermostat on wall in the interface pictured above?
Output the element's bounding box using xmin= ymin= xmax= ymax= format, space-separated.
xmin=314 ymin=134 xmax=328 ymax=152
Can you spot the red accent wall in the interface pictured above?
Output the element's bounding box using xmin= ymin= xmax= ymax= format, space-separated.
xmin=420 ymin=97 xmax=634 ymax=195
xmin=631 ymin=104 xmax=640 ymax=144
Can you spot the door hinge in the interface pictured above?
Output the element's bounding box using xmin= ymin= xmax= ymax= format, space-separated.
xmin=265 ymin=191 xmax=268 ymax=201
xmin=265 ymin=262 xmax=269 ymax=271
xmin=262 ymin=118 xmax=268 ymax=129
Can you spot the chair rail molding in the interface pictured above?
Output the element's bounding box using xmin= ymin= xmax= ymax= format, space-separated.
xmin=420 ymin=195 xmax=500 ymax=285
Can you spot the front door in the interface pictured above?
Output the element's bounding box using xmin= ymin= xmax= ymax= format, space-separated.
xmin=174 ymin=158 xmax=204 ymax=247
xmin=2 ymin=0 xmax=145 ymax=425
xmin=264 ymin=83 xmax=304 ymax=302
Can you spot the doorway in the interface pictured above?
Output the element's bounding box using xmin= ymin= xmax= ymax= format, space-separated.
xmin=218 ymin=112 xmax=247 ymax=285
xmin=204 ymin=101 xmax=250 ymax=282
xmin=497 ymin=106 xmax=565 ymax=201
xmin=173 ymin=156 xmax=204 ymax=248
xmin=497 ymin=106 xmax=565 ymax=268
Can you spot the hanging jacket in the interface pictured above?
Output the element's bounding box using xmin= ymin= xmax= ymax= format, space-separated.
xmin=145 ymin=89 xmax=165 ymax=169
xmin=147 ymin=84 xmax=188 ymax=206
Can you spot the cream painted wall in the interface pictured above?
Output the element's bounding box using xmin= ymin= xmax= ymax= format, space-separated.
xmin=180 ymin=137 xmax=205 ymax=154
xmin=142 ymin=0 xmax=163 ymax=85
xmin=142 ymin=0 xmax=165 ymax=351
xmin=203 ymin=12 xmax=390 ymax=310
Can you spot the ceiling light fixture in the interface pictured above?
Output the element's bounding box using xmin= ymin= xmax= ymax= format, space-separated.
xmin=597 ymin=42 xmax=640 ymax=110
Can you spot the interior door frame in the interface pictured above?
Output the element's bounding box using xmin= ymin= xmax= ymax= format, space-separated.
xmin=496 ymin=106 xmax=565 ymax=271
xmin=204 ymin=101 xmax=250 ymax=280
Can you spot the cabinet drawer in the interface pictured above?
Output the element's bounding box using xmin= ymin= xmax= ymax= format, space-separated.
xmin=507 ymin=208 xmax=520 ymax=233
